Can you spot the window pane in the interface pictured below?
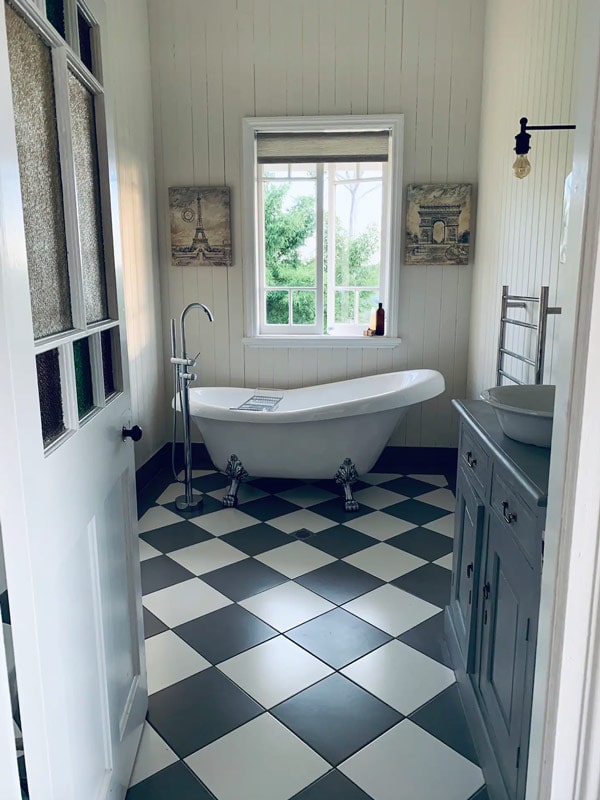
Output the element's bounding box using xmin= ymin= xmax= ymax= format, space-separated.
xmin=45 ymin=0 xmax=65 ymax=38
xmin=262 ymin=164 xmax=289 ymax=178
xmin=290 ymin=163 xmax=316 ymax=178
xmin=266 ymin=290 xmax=289 ymax=324
xmin=334 ymin=178 xmax=382 ymax=288
xmin=263 ymin=179 xmax=316 ymax=288
xmin=292 ymin=291 xmax=316 ymax=325
xmin=68 ymin=72 xmax=109 ymax=323
xmin=77 ymin=9 xmax=94 ymax=73
xmin=36 ymin=349 xmax=65 ymax=447
xmin=73 ymin=337 xmax=94 ymax=418
xmin=6 ymin=5 xmax=73 ymax=339
xmin=359 ymin=291 xmax=378 ymax=324
xmin=358 ymin=164 xmax=383 ymax=179
xmin=335 ymin=163 xmax=357 ymax=180
xmin=335 ymin=290 xmax=355 ymax=323
xmin=101 ymin=329 xmax=118 ymax=398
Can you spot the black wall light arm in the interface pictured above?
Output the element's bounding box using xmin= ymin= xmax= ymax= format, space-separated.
xmin=513 ymin=117 xmax=576 ymax=178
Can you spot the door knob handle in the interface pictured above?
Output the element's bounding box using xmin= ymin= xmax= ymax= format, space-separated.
xmin=122 ymin=425 xmax=143 ymax=442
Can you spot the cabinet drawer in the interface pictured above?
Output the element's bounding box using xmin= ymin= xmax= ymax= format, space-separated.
xmin=459 ymin=426 xmax=490 ymax=499
xmin=491 ymin=468 xmax=539 ymax=568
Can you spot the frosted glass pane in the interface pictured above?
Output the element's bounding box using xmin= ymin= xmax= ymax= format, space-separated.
xmin=73 ymin=337 xmax=94 ymax=418
xmin=36 ymin=349 xmax=65 ymax=447
xmin=68 ymin=73 xmax=108 ymax=323
xmin=101 ymin=329 xmax=117 ymax=398
xmin=6 ymin=4 xmax=73 ymax=339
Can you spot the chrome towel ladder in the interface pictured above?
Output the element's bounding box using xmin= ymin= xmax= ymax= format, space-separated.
xmin=496 ymin=285 xmax=562 ymax=386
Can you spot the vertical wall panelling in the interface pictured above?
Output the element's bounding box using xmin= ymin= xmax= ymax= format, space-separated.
xmin=467 ymin=0 xmax=577 ymax=397
xmin=105 ymin=0 xmax=166 ymax=467
xmin=147 ymin=0 xmax=486 ymax=447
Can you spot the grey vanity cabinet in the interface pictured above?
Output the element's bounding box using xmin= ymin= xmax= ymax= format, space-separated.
xmin=446 ymin=400 xmax=549 ymax=800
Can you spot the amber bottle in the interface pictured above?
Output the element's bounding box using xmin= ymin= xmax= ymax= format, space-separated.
xmin=375 ymin=303 xmax=385 ymax=335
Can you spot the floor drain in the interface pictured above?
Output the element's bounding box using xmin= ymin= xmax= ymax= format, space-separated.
xmin=291 ymin=528 xmax=314 ymax=540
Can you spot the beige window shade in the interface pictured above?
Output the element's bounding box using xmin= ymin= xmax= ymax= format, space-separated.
xmin=256 ymin=131 xmax=390 ymax=163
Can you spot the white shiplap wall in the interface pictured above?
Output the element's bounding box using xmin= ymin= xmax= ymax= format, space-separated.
xmin=147 ymin=0 xmax=485 ymax=447
xmin=105 ymin=0 xmax=166 ymax=467
xmin=467 ymin=0 xmax=577 ymax=397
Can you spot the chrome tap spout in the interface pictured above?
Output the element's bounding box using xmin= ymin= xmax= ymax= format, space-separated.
xmin=180 ymin=302 xmax=214 ymax=362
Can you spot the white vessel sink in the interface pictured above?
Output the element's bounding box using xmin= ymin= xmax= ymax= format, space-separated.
xmin=480 ymin=384 xmax=555 ymax=448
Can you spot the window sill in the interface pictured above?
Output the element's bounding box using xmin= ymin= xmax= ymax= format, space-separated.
xmin=243 ymin=335 xmax=402 ymax=349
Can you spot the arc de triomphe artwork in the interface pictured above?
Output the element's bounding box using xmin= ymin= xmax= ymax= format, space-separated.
xmin=405 ymin=184 xmax=472 ymax=265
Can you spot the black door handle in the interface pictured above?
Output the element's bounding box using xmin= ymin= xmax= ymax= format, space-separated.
xmin=466 ymin=562 xmax=473 ymax=579
xmin=122 ymin=425 xmax=143 ymax=442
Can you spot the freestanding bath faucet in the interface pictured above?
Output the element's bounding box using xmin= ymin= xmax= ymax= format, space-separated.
xmin=170 ymin=302 xmax=214 ymax=511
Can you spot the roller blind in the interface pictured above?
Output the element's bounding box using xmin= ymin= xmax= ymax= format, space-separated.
xmin=256 ymin=131 xmax=390 ymax=163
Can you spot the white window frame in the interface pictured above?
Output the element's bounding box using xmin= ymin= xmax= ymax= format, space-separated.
xmin=242 ymin=115 xmax=403 ymax=344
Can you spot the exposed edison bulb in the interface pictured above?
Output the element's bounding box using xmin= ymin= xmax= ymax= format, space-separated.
xmin=513 ymin=154 xmax=531 ymax=179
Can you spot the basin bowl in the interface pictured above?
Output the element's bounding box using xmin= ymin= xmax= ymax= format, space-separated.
xmin=480 ymin=384 xmax=555 ymax=448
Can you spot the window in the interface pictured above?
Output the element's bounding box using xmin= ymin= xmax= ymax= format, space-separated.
xmin=243 ymin=116 xmax=403 ymax=340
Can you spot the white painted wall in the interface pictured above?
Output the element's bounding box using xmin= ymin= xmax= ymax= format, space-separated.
xmin=467 ymin=0 xmax=577 ymax=397
xmin=147 ymin=0 xmax=485 ymax=448
xmin=106 ymin=0 xmax=166 ymax=467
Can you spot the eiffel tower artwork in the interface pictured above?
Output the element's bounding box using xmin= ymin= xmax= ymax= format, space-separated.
xmin=169 ymin=186 xmax=232 ymax=267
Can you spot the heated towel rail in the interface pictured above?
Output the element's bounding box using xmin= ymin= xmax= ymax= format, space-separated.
xmin=496 ymin=285 xmax=561 ymax=386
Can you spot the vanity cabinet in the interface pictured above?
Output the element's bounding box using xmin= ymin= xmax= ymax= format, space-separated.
xmin=445 ymin=400 xmax=550 ymax=800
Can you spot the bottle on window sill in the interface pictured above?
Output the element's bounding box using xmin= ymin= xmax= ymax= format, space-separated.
xmin=375 ymin=303 xmax=385 ymax=336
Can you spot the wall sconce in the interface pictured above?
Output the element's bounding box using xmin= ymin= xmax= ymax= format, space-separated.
xmin=513 ymin=117 xmax=576 ymax=179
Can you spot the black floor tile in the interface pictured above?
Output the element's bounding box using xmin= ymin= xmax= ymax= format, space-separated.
xmin=192 ymin=472 xmax=230 ymax=492
xmin=310 ymin=478 xmax=370 ymax=495
xmin=126 ymin=761 xmax=213 ymax=800
xmin=308 ymin=497 xmax=372 ymax=524
xmin=296 ymin=561 xmax=384 ymax=605
xmin=140 ymin=556 xmax=195 ymax=595
xmin=136 ymin=467 xmax=173 ymax=518
xmin=292 ymin=770 xmax=372 ymax=799
xmin=378 ymin=476 xmax=440 ymax=497
xmin=392 ymin=563 xmax=452 ymax=609
xmin=386 ymin=527 xmax=454 ymax=561
xmin=201 ymin=558 xmax=288 ymax=601
xmin=174 ymin=604 xmax=278 ymax=664
xmin=469 ymin=787 xmax=490 ymax=800
xmin=286 ymin=608 xmax=391 ymax=669
xmin=385 ymin=499 xmax=450 ymax=526
xmin=147 ymin=668 xmax=263 ymax=758
xmin=308 ymin=525 xmax=378 ymax=558
xmin=140 ymin=520 xmax=213 ymax=553
xmin=221 ymin=523 xmax=291 ymax=555
xmin=410 ymin=683 xmax=479 ymax=765
xmin=272 ymin=673 xmax=402 ymax=766
xmin=397 ymin=611 xmax=451 ymax=667
xmin=143 ymin=607 xmax=168 ymax=639
xmin=249 ymin=477 xmax=304 ymax=494
xmin=238 ymin=495 xmax=301 ymax=521
xmin=162 ymin=494 xmax=223 ymax=519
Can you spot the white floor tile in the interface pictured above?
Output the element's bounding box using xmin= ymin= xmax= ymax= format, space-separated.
xmin=168 ymin=538 xmax=248 ymax=575
xmin=139 ymin=539 xmax=161 ymax=562
xmin=343 ymin=511 xmax=415 ymax=541
xmin=276 ymin=485 xmax=337 ymax=507
xmin=190 ymin=508 xmax=258 ymax=536
xmin=143 ymin=578 xmax=231 ymax=627
xmin=218 ymin=637 xmax=332 ymax=707
xmin=129 ymin=722 xmax=178 ymax=786
xmin=423 ymin=513 xmax=455 ymax=538
xmin=138 ymin=506 xmax=183 ymax=534
xmin=361 ymin=472 xmax=402 ymax=485
xmin=343 ymin=584 xmax=439 ymax=636
xmin=340 ymin=720 xmax=484 ymax=800
xmin=418 ymin=487 xmax=456 ymax=512
xmin=341 ymin=640 xmax=455 ymax=714
xmin=408 ymin=473 xmax=449 ymax=488
xmin=177 ymin=469 xmax=218 ymax=480
xmin=268 ymin=509 xmax=337 ymax=534
xmin=353 ymin=486 xmax=408 ymax=509
xmin=240 ymin=582 xmax=335 ymax=632
xmin=155 ymin=482 xmax=186 ymax=505
xmin=208 ymin=484 xmax=268 ymax=504
xmin=145 ymin=630 xmax=210 ymax=694
xmin=435 ymin=552 xmax=454 ymax=570
xmin=343 ymin=544 xmax=426 ymax=581
xmin=186 ymin=714 xmax=329 ymax=800
xmin=255 ymin=541 xmax=336 ymax=578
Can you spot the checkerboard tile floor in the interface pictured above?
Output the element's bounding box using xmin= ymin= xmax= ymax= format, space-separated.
xmin=128 ymin=469 xmax=488 ymax=800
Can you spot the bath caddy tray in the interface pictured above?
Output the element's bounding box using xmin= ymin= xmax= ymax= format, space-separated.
xmin=236 ymin=394 xmax=283 ymax=412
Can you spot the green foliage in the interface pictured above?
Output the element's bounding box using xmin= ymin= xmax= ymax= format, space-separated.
xmin=264 ymin=183 xmax=316 ymax=288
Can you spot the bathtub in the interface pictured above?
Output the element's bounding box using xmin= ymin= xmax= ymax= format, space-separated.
xmin=187 ymin=370 xmax=444 ymax=506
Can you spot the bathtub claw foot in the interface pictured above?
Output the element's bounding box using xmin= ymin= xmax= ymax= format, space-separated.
xmin=335 ymin=458 xmax=360 ymax=513
xmin=223 ymin=454 xmax=249 ymax=508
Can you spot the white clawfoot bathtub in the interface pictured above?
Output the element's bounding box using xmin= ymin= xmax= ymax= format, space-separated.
xmin=187 ymin=371 xmax=444 ymax=499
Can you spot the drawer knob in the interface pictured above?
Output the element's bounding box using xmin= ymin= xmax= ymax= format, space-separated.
xmin=502 ymin=501 xmax=517 ymax=524
xmin=464 ymin=451 xmax=477 ymax=469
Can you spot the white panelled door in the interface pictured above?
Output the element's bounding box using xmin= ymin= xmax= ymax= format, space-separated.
xmin=0 ymin=1 xmax=145 ymax=798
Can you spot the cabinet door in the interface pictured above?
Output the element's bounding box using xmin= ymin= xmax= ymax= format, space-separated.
xmin=450 ymin=466 xmax=486 ymax=672
xmin=478 ymin=513 xmax=538 ymax=799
